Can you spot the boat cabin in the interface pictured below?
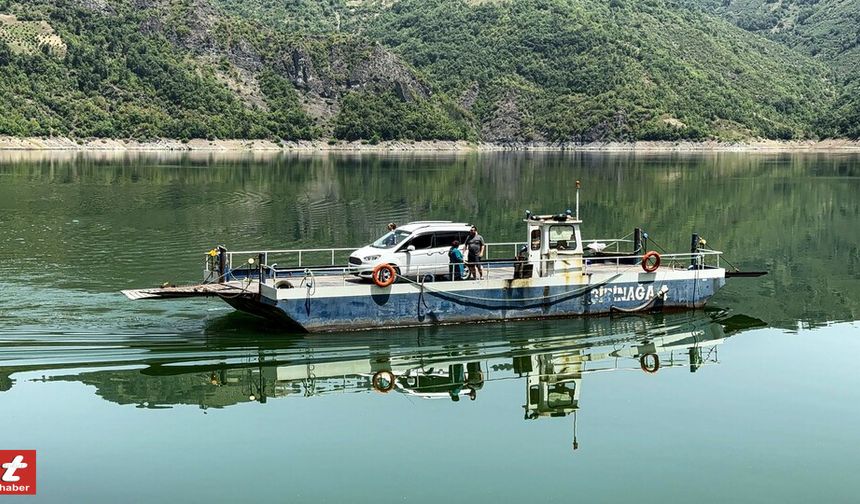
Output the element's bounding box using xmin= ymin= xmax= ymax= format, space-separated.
xmin=520 ymin=210 xmax=584 ymax=279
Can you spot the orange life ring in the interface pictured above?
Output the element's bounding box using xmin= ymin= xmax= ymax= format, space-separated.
xmin=640 ymin=354 xmax=660 ymax=374
xmin=372 ymin=264 xmax=397 ymax=287
xmin=641 ymin=251 xmax=661 ymax=273
xmin=371 ymin=371 xmax=396 ymax=393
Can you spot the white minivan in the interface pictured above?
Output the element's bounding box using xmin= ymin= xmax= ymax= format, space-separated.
xmin=348 ymin=222 xmax=472 ymax=280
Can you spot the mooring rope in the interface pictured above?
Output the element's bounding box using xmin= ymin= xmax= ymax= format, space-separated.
xmin=417 ymin=278 xmax=430 ymax=317
xmin=394 ymin=265 xmax=638 ymax=307
xmin=609 ymin=285 xmax=669 ymax=313
xmin=216 ymin=276 xmax=256 ymax=299
xmin=301 ymin=269 xmax=317 ymax=297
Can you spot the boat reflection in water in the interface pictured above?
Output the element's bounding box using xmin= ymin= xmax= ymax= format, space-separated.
xmin=9 ymin=311 xmax=764 ymax=444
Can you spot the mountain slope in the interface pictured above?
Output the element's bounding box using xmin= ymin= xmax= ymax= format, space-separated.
xmin=0 ymin=2 xmax=310 ymax=139
xmin=0 ymin=0 xmax=471 ymax=140
xmin=0 ymin=0 xmax=846 ymax=141
xmin=687 ymin=0 xmax=860 ymax=64
xmin=360 ymin=0 xmax=835 ymax=141
xmin=687 ymin=0 xmax=860 ymax=137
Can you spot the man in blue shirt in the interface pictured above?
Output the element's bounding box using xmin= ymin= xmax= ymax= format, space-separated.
xmin=448 ymin=240 xmax=465 ymax=280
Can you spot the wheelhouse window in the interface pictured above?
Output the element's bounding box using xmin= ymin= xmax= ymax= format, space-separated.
xmin=547 ymin=384 xmax=576 ymax=408
xmin=549 ymin=225 xmax=576 ymax=250
xmin=372 ymin=230 xmax=410 ymax=249
xmin=530 ymin=229 xmax=541 ymax=250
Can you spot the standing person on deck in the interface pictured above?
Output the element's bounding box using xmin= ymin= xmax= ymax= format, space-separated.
xmin=464 ymin=226 xmax=486 ymax=280
xmin=382 ymin=222 xmax=398 ymax=246
xmin=448 ymin=240 xmax=465 ymax=280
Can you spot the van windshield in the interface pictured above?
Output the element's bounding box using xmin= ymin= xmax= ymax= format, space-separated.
xmin=371 ymin=230 xmax=411 ymax=249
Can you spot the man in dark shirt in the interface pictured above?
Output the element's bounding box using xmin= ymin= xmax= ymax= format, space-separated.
xmin=464 ymin=226 xmax=486 ymax=280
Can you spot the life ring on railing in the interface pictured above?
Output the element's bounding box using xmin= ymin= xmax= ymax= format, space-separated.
xmin=641 ymin=251 xmax=661 ymax=273
xmin=371 ymin=371 xmax=396 ymax=393
xmin=372 ymin=264 xmax=397 ymax=287
xmin=640 ymin=354 xmax=660 ymax=374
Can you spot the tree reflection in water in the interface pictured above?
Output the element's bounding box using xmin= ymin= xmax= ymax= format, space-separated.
xmin=2 ymin=311 xmax=765 ymax=446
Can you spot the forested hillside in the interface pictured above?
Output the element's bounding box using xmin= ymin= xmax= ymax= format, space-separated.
xmin=0 ymin=0 xmax=471 ymax=141
xmin=0 ymin=0 xmax=854 ymax=142
xmin=360 ymin=0 xmax=835 ymax=141
xmin=687 ymin=0 xmax=860 ymax=137
xmin=687 ymin=0 xmax=859 ymax=62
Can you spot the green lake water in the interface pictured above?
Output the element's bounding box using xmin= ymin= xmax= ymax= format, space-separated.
xmin=0 ymin=151 xmax=858 ymax=502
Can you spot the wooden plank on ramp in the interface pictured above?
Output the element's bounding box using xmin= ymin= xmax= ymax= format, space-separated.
xmin=121 ymin=281 xmax=255 ymax=300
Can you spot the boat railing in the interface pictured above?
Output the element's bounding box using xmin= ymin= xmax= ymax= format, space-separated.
xmin=482 ymin=238 xmax=632 ymax=258
xmin=203 ymin=247 xmax=353 ymax=283
xmin=580 ymin=238 xmax=635 ymax=254
xmin=395 ymin=250 xmax=723 ymax=283
xmin=582 ymin=249 xmax=722 ymax=272
xmin=227 ymin=247 xmax=356 ymax=269
xmin=213 ymin=238 xmax=636 ymax=271
xmin=202 ymin=238 xmax=690 ymax=283
xmin=205 ymin=247 xmax=722 ymax=287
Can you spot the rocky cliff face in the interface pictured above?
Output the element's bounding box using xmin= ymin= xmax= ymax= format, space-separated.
xmin=72 ymin=0 xmax=116 ymax=15
xmin=138 ymin=1 xmax=434 ymax=133
xmin=481 ymin=91 xmax=528 ymax=143
xmin=272 ymin=43 xmax=430 ymax=101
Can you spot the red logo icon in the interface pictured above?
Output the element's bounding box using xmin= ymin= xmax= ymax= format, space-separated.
xmin=0 ymin=451 xmax=36 ymax=495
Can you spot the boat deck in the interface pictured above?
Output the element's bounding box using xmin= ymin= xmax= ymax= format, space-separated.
xmin=271 ymin=262 xmax=691 ymax=288
xmin=123 ymin=260 xmax=710 ymax=301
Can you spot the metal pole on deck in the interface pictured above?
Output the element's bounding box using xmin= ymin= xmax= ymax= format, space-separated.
xmin=258 ymin=253 xmax=265 ymax=296
xmin=575 ymin=180 xmax=581 ymax=220
xmin=217 ymin=246 xmax=227 ymax=283
xmin=633 ymin=228 xmax=642 ymax=255
xmin=691 ymin=233 xmax=700 ymax=268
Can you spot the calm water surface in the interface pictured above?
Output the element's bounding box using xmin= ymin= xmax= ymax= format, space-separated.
xmin=1 ymin=151 xmax=858 ymax=502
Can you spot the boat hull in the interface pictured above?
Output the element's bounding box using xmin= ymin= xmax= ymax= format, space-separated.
xmin=227 ymin=269 xmax=726 ymax=332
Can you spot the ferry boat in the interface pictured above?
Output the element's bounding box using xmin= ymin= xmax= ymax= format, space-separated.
xmin=123 ymin=189 xmax=761 ymax=332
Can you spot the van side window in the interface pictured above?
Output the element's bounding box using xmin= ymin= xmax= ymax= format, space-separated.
xmin=408 ymin=233 xmax=434 ymax=250
xmin=434 ymin=232 xmax=460 ymax=248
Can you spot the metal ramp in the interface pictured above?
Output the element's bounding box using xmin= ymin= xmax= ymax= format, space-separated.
xmin=121 ymin=281 xmax=256 ymax=300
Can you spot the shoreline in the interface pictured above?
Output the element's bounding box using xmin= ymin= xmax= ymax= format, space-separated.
xmin=2 ymin=136 xmax=860 ymax=152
